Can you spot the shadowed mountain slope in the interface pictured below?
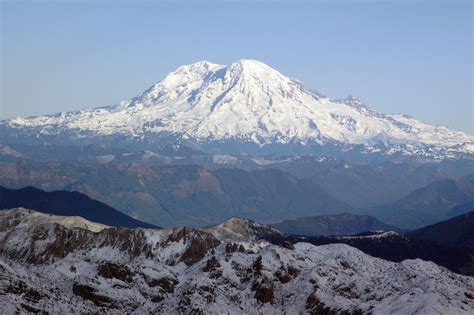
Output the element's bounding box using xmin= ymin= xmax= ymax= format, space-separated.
xmin=0 ymin=186 xmax=156 ymax=229
xmin=270 ymin=213 xmax=401 ymax=236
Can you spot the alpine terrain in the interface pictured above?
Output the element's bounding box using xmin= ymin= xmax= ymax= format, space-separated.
xmin=2 ymin=60 xmax=473 ymax=160
xmin=3 ymin=2 xmax=473 ymax=314
xmin=1 ymin=208 xmax=473 ymax=314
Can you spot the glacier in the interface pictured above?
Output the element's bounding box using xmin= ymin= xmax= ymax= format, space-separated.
xmin=3 ymin=59 xmax=473 ymax=159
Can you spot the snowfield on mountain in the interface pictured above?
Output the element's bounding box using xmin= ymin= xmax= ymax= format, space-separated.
xmin=0 ymin=209 xmax=473 ymax=314
xmin=3 ymin=59 xmax=473 ymax=159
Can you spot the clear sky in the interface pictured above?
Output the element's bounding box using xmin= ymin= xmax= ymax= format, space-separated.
xmin=1 ymin=0 xmax=473 ymax=133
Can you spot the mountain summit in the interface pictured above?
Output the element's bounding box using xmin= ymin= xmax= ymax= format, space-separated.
xmin=3 ymin=59 xmax=473 ymax=159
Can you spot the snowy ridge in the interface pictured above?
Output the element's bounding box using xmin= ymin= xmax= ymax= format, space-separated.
xmin=1 ymin=208 xmax=109 ymax=233
xmin=0 ymin=209 xmax=473 ymax=314
xmin=4 ymin=59 xmax=473 ymax=159
xmin=206 ymin=216 xmax=281 ymax=242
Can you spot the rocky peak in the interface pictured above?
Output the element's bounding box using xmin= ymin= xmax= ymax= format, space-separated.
xmin=0 ymin=208 xmax=108 ymax=233
xmin=207 ymin=216 xmax=281 ymax=242
xmin=0 ymin=208 xmax=473 ymax=313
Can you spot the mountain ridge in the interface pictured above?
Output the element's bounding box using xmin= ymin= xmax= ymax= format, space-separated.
xmin=368 ymin=179 xmax=474 ymax=229
xmin=1 ymin=208 xmax=473 ymax=313
xmin=0 ymin=186 xmax=156 ymax=229
xmin=408 ymin=211 xmax=474 ymax=248
xmin=270 ymin=213 xmax=402 ymax=236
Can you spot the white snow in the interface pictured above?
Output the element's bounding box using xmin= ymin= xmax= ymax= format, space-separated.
xmin=4 ymin=208 xmax=109 ymax=233
xmin=0 ymin=145 xmax=24 ymax=157
xmin=0 ymin=209 xmax=473 ymax=314
xmin=96 ymin=154 xmax=115 ymax=163
xmin=5 ymin=59 xmax=473 ymax=158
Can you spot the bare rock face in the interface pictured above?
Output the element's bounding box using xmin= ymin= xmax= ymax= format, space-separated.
xmin=0 ymin=208 xmax=473 ymax=314
xmin=179 ymin=230 xmax=221 ymax=266
xmin=306 ymin=293 xmax=338 ymax=315
xmin=275 ymin=265 xmax=300 ymax=284
xmin=0 ymin=212 xmax=152 ymax=264
xmin=146 ymin=277 xmax=178 ymax=293
xmin=225 ymin=242 xmax=246 ymax=254
xmin=72 ymin=283 xmax=114 ymax=308
xmin=252 ymin=278 xmax=274 ymax=304
xmin=97 ymin=262 xmax=134 ymax=283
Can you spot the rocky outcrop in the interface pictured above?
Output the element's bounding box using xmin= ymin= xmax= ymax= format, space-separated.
xmin=0 ymin=209 xmax=473 ymax=314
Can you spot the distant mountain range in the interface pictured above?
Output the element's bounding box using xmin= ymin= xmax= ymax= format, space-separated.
xmin=0 ymin=186 xmax=155 ymax=229
xmin=1 ymin=60 xmax=473 ymax=160
xmin=5 ymin=143 xmax=474 ymax=210
xmin=0 ymin=161 xmax=351 ymax=227
xmin=367 ymin=179 xmax=474 ymax=229
xmin=270 ymin=213 xmax=401 ymax=236
xmin=0 ymin=157 xmax=473 ymax=228
xmin=448 ymin=200 xmax=474 ymax=217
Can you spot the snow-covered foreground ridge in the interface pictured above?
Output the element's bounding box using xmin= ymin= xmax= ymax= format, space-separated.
xmin=1 ymin=209 xmax=473 ymax=314
xmin=4 ymin=59 xmax=474 ymax=159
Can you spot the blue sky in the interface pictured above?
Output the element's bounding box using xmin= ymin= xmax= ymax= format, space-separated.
xmin=1 ymin=0 xmax=472 ymax=133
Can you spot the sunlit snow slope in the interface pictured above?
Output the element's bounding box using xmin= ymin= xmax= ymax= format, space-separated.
xmin=5 ymin=59 xmax=473 ymax=158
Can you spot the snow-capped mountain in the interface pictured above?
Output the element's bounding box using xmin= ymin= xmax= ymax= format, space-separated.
xmin=1 ymin=208 xmax=473 ymax=314
xmin=2 ymin=59 xmax=473 ymax=159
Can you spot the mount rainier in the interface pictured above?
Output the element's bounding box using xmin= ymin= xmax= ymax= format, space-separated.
xmin=2 ymin=59 xmax=473 ymax=159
